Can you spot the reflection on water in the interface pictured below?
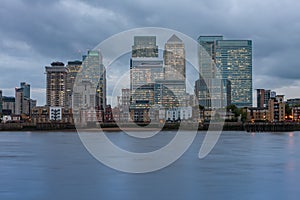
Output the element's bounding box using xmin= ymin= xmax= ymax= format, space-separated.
xmin=0 ymin=131 xmax=300 ymax=200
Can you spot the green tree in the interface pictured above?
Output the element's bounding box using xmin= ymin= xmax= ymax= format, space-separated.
xmin=226 ymin=104 xmax=241 ymax=117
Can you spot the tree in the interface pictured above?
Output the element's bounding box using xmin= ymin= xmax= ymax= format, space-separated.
xmin=226 ymin=104 xmax=241 ymax=117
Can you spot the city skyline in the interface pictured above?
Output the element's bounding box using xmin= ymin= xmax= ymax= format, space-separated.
xmin=1 ymin=0 xmax=300 ymax=106
xmin=0 ymin=34 xmax=297 ymax=108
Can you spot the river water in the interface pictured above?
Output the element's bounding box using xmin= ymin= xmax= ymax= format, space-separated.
xmin=1 ymin=131 xmax=300 ymax=200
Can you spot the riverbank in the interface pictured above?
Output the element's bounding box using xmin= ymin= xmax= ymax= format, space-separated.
xmin=2 ymin=121 xmax=300 ymax=132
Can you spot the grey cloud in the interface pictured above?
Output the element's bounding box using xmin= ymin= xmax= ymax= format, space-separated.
xmin=1 ymin=0 xmax=300 ymax=104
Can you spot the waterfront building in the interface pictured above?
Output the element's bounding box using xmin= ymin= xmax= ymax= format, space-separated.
xmin=132 ymin=36 xmax=158 ymax=58
xmin=195 ymin=78 xmax=231 ymax=109
xmin=2 ymin=97 xmax=15 ymax=114
xmin=66 ymin=60 xmax=82 ymax=109
xmin=292 ymin=107 xmax=300 ymax=121
xmin=30 ymin=99 xmax=37 ymax=110
xmin=81 ymin=50 xmax=106 ymax=111
xmin=20 ymin=82 xmax=30 ymax=99
xmin=118 ymin=88 xmax=130 ymax=122
xmin=196 ymin=36 xmax=232 ymax=109
xmin=15 ymin=82 xmax=36 ymax=116
xmin=31 ymin=106 xmax=73 ymax=124
xmin=112 ymin=107 xmax=120 ymax=122
xmin=130 ymin=57 xmax=164 ymax=109
xmin=215 ymin=40 xmax=252 ymax=107
xmin=0 ymin=90 xmax=2 ymax=115
xmin=45 ymin=62 xmax=68 ymax=107
xmin=256 ymin=89 xmax=271 ymax=108
xmin=104 ymin=105 xmax=114 ymax=122
xmin=130 ymin=36 xmax=161 ymax=120
xmin=268 ymin=95 xmax=285 ymax=122
xmin=130 ymin=35 xmax=164 ymax=122
xmin=72 ymin=80 xmax=98 ymax=124
xmin=165 ymin=107 xmax=193 ymax=122
xmin=198 ymin=36 xmax=223 ymax=79
xmin=161 ymin=34 xmax=186 ymax=107
xmin=154 ymin=80 xmax=186 ymax=108
xmin=15 ymin=87 xmax=24 ymax=115
xmin=286 ymin=98 xmax=300 ymax=107
xmin=246 ymin=107 xmax=269 ymax=122
xmin=164 ymin=34 xmax=186 ymax=81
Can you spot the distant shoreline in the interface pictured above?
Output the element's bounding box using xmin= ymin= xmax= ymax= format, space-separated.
xmin=1 ymin=121 xmax=300 ymax=132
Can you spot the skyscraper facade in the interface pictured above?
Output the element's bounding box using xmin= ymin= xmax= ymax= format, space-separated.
xmin=215 ymin=40 xmax=252 ymax=107
xmin=81 ymin=50 xmax=106 ymax=111
xmin=196 ymin=36 xmax=231 ymax=109
xmin=154 ymin=79 xmax=186 ymax=108
xmin=198 ymin=36 xmax=223 ymax=79
xmin=20 ymin=82 xmax=30 ymax=99
xmin=66 ymin=60 xmax=82 ymax=108
xmin=2 ymin=97 xmax=15 ymax=114
xmin=161 ymin=34 xmax=186 ymax=107
xmin=132 ymin=36 xmax=158 ymax=58
xmin=130 ymin=57 xmax=164 ymax=109
xmin=257 ymin=89 xmax=271 ymax=108
xmin=0 ymin=90 xmax=2 ymax=115
xmin=164 ymin=34 xmax=186 ymax=80
xmin=45 ymin=62 xmax=68 ymax=107
xmin=15 ymin=88 xmax=24 ymax=115
xmin=130 ymin=36 xmax=163 ymax=122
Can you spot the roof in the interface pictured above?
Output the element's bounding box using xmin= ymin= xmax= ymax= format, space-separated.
xmin=167 ymin=34 xmax=183 ymax=43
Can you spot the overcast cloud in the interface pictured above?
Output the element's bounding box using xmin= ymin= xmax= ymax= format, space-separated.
xmin=1 ymin=0 xmax=300 ymax=105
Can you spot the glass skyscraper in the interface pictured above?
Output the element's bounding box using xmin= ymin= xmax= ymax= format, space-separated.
xmin=132 ymin=36 xmax=158 ymax=58
xmin=215 ymin=40 xmax=252 ymax=107
xmin=81 ymin=50 xmax=106 ymax=111
xmin=66 ymin=61 xmax=82 ymax=109
xmin=20 ymin=82 xmax=30 ymax=99
xmin=130 ymin=57 xmax=164 ymax=109
xmin=196 ymin=36 xmax=231 ymax=109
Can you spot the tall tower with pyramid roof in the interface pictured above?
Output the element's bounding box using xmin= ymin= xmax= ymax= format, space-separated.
xmin=164 ymin=34 xmax=186 ymax=81
xmin=156 ymin=34 xmax=186 ymax=107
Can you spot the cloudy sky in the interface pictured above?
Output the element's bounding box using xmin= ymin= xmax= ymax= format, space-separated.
xmin=1 ymin=0 xmax=300 ymax=106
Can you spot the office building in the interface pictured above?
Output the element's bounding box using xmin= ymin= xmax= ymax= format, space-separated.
xmin=130 ymin=57 xmax=164 ymax=109
xmin=15 ymin=87 xmax=24 ymax=115
xmin=132 ymin=36 xmax=158 ymax=58
xmin=117 ymin=88 xmax=131 ymax=122
xmin=161 ymin=34 xmax=186 ymax=107
xmin=154 ymin=79 xmax=186 ymax=108
xmin=215 ymin=40 xmax=252 ymax=107
xmin=66 ymin=60 xmax=82 ymax=108
xmin=195 ymin=78 xmax=231 ymax=109
xmin=0 ymin=90 xmax=2 ymax=115
xmin=256 ymin=89 xmax=271 ymax=108
xmin=198 ymin=36 xmax=223 ymax=79
xmin=81 ymin=50 xmax=106 ymax=111
xmin=164 ymin=34 xmax=186 ymax=80
xmin=130 ymin=36 xmax=163 ymax=122
xmin=2 ymin=97 xmax=15 ymax=115
xmin=45 ymin=62 xmax=68 ymax=107
xmin=20 ymin=82 xmax=30 ymax=99
xmin=196 ymin=36 xmax=231 ymax=109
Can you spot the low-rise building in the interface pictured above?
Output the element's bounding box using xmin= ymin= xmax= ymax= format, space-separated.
xmin=246 ymin=107 xmax=269 ymax=122
xmin=268 ymin=95 xmax=285 ymax=122
xmin=292 ymin=107 xmax=300 ymax=122
xmin=31 ymin=106 xmax=73 ymax=124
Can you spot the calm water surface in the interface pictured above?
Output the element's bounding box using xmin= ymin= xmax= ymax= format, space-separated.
xmin=0 ymin=131 xmax=300 ymax=200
